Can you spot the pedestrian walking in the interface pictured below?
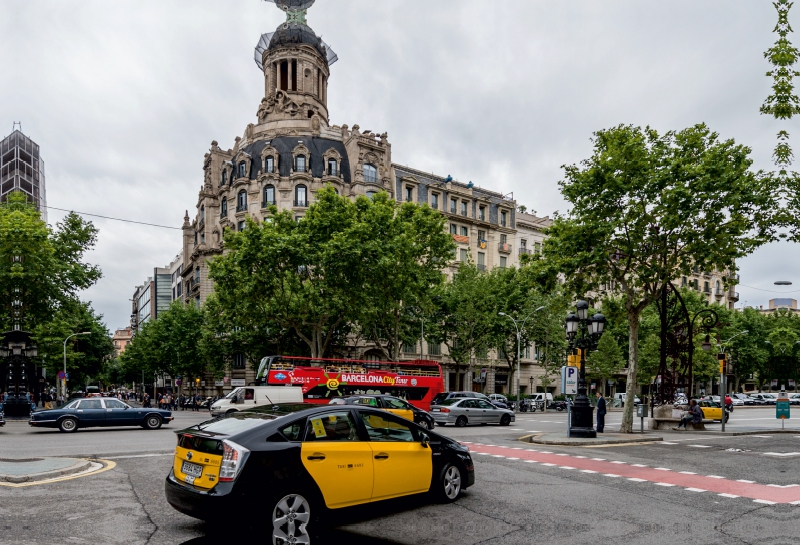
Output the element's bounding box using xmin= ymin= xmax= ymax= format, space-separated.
xmin=596 ymin=392 xmax=606 ymax=433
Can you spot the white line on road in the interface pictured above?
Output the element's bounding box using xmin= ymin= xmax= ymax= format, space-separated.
xmin=753 ymin=499 xmax=777 ymax=505
xmin=718 ymin=493 xmax=739 ymax=498
xmin=685 ymin=488 xmax=706 ymax=492
xmin=654 ymin=483 xmax=675 ymax=487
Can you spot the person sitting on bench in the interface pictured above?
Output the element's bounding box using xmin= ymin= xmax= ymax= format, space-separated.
xmin=675 ymin=399 xmax=703 ymax=430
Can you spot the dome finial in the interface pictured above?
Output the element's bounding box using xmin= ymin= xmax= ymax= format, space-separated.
xmin=264 ymin=0 xmax=315 ymax=24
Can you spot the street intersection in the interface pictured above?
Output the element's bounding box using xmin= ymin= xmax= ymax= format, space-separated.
xmin=2 ymin=407 xmax=799 ymax=544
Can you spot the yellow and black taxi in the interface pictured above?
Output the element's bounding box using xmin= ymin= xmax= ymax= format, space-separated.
xmin=338 ymin=394 xmax=436 ymax=430
xmin=698 ymin=400 xmax=730 ymax=423
xmin=165 ymin=404 xmax=474 ymax=542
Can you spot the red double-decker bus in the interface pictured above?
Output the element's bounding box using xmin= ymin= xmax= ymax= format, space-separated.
xmin=255 ymin=355 xmax=444 ymax=410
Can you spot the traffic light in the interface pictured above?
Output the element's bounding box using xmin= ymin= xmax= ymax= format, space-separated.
xmin=718 ymin=353 xmax=727 ymax=374
xmin=195 ymin=378 xmax=201 ymax=385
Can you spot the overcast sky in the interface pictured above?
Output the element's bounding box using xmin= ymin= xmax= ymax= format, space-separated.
xmin=3 ymin=1 xmax=798 ymax=330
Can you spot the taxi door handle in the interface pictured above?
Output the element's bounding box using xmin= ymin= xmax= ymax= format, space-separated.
xmin=306 ymin=454 xmax=326 ymax=461
xmin=374 ymin=453 xmax=389 ymax=460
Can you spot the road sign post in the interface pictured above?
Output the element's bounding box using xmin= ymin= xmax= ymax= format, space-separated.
xmin=562 ymin=366 xmax=578 ymax=438
xmin=777 ymin=393 xmax=791 ymax=430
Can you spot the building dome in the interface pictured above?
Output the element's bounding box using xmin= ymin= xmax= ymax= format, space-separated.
xmin=254 ymin=24 xmax=338 ymax=71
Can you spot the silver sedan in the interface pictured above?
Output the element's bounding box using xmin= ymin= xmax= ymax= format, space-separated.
xmin=431 ymin=398 xmax=515 ymax=427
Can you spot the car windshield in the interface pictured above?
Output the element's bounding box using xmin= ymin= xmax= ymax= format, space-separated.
xmin=437 ymin=399 xmax=463 ymax=407
xmin=224 ymin=388 xmax=244 ymax=400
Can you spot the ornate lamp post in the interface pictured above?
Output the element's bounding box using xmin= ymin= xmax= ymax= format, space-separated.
xmin=565 ymin=300 xmax=606 ymax=438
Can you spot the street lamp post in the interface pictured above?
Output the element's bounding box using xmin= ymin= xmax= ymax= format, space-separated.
xmin=500 ymin=306 xmax=545 ymax=412
xmin=565 ymin=300 xmax=606 ymax=438
xmin=62 ymin=332 xmax=90 ymax=404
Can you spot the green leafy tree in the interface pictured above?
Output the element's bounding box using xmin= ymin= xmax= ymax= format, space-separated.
xmin=349 ymin=192 xmax=455 ymax=360
xmin=587 ymin=332 xmax=624 ymax=394
xmin=0 ymin=192 xmax=101 ymax=331
xmin=31 ymin=300 xmax=114 ymax=389
xmin=120 ymin=301 xmax=209 ymax=386
xmin=546 ymin=124 xmax=778 ymax=432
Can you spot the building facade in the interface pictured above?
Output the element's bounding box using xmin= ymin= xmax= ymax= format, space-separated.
xmin=177 ymin=2 xmax=566 ymax=397
xmin=130 ymin=267 xmax=173 ymax=334
xmin=112 ymin=327 xmax=133 ymax=357
xmin=0 ymin=127 xmax=47 ymax=220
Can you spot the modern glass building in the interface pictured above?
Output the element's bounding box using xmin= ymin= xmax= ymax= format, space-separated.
xmin=0 ymin=129 xmax=47 ymax=221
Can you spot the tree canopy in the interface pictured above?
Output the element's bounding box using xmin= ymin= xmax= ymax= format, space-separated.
xmin=546 ymin=124 xmax=778 ymax=431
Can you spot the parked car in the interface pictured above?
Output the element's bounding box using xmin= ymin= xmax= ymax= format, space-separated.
xmin=430 ymin=398 xmax=515 ymax=427
xmin=29 ymin=397 xmax=173 ymax=433
xmin=431 ymin=391 xmax=510 ymax=410
xmin=789 ymin=393 xmax=800 ymax=406
xmin=732 ymin=393 xmax=754 ymax=405
xmin=698 ymin=400 xmax=729 ymax=423
xmin=613 ymin=393 xmax=641 ymax=407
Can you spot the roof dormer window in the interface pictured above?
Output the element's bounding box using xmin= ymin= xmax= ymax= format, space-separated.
xmin=265 ymin=156 xmax=274 ymax=174
xmin=296 ymin=155 xmax=307 ymax=173
xmin=238 ymin=162 xmax=247 ymax=178
xmin=327 ymin=158 xmax=337 ymax=176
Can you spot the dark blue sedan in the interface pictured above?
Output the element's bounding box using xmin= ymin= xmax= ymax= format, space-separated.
xmin=29 ymin=397 xmax=173 ymax=433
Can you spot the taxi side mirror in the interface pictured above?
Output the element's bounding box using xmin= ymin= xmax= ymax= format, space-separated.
xmin=420 ymin=433 xmax=430 ymax=448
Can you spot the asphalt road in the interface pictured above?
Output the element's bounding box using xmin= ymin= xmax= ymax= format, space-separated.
xmin=2 ymin=406 xmax=799 ymax=544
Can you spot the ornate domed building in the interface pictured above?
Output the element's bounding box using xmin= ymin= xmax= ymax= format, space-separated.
xmin=181 ymin=0 xmax=531 ymax=393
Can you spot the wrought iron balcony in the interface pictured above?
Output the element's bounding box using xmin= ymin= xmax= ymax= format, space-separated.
xmin=498 ymin=243 xmax=512 ymax=254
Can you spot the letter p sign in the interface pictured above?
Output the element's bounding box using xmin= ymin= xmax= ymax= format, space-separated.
xmin=561 ymin=366 xmax=578 ymax=395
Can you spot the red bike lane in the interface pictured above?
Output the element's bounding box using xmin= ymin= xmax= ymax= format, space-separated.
xmin=464 ymin=442 xmax=800 ymax=505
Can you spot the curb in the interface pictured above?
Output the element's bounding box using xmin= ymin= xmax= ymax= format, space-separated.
xmin=0 ymin=459 xmax=93 ymax=484
xmin=520 ymin=433 xmax=663 ymax=446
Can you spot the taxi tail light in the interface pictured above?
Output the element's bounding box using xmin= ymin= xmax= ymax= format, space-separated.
xmin=219 ymin=440 xmax=250 ymax=482
xmin=439 ymin=408 xmax=450 ymax=413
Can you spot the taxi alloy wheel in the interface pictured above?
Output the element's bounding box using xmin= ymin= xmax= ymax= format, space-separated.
xmin=144 ymin=415 xmax=162 ymax=430
xmin=435 ymin=463 xmax=462 ymax=503
xmin=272 ymin=493 xmax=312 ymax=545
xmin=59 ymin=417 xmax=78 ymax=433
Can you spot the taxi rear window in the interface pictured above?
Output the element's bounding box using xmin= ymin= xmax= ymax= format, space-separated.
xmin=195 ymin=412 xmax=277 ymax=435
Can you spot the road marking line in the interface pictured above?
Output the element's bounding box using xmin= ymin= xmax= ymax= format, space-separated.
xmin=603 ymin=474 xmax=621 ymax=478
xmin=491 ymin=455 xmax=505 ymax=458
xmin=654 ymin=483 xmax=675 ymax=487
xmin=718 ymin=493 xmax=739 ymax=498
xmin=685 ymin=488 xmax=706 ymax=492
xmin=754 ymin=499 xmax=777 ymax=505
xmin=510 ymin=447 xmax=524 ymax=450
xmin=662 ymin=442 xmax=679 ymax=445
xmin=631 ymin=464 xmax=647 ymax=467
xmin=654 ymin=468 xmax=671 ymax=471
xmin=506 ymin=457 xmax=519 ymax=461
xmin=736 ymin=480 xmax=756 ymax=483
xmin=526 ymin=430 xmax=542 ymax=433
xmin=555 ymin=453 xmax=569 ymax=456
xmin=763 ymin=452 xmax=800 ymax=457
xmin=591 ymin=458 xmax=606 ymax=461
xmin=540 ymin=463 xmax=556 ymax=467
xmin=707 ymin=475 xmax=725 ymax=479
xmin=767 ymin=484 xmax=799 ymax=488
xmin=508 ymin=428 xmax=524 ymax=431
xmin=610 ymin=461 xmax=626 ymax=464
xmin=688 ymin=445 xmax=711 ymax=448
xmin=539 ymin=451 xmax=553 ymax=454
xmin=679 ymin=471 xmax=697 ymax=475
xmin=559 ymin=466 xmax=576 ymax=470
xmin=573 ymin=456 xmax=588 ymax=459
xmin=475 ymin=452 xmax=490 ymax=455
xmin=524 ymin=460 xmax=538 ymax=463
xmin=627 ymin=478 xmax=647 ymax=482
xmin=580 ymin=470 xmax=598 ymax=474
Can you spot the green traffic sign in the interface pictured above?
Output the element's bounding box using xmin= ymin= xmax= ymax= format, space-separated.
xmin=776 ymin=400 xmax=791 ymax=420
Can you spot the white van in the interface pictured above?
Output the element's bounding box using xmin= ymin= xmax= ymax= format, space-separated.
xmin=527 ymin=393 xmax=554 ymax=404
xmin=613 ymin=393 xmax=641 ymax=406
xmin=210 ymin=386 xmax=304 ymax=417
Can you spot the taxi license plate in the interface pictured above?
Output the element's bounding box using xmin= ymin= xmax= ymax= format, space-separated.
xmin=182 ymin=461 xmax=203 ymax=478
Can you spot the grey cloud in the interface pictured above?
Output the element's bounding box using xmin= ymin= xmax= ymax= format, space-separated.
xmin=2 ymin=0 xmax=796 ymax=329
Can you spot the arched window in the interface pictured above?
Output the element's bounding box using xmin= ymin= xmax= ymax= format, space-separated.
xmin=296 ymin=155 xmax=306 ymax=173
xmin=264 ymin=185 xmax=276 ymax=206
xmin=238 ymin=162 xmax=247 ymax=178
xmin=327 ymin=158 xmax=337 ymax=176
xmin=265 ymin=156 xmax=274 ymax=174
xmin=366 ymin=191 xmax=377 ymax=199
xmin=221 ymin=197 xmax=228 ymax=217
xmin=237 ymin=190 xmax=247 ymax=212
xmin=715 ymin=280 xmax=721 ymax=294
xmin=295 ymin=185 xmax=308 ymax=207
xmin=221 ymin=171 xmax=227 ymax=186
xmin=200 ymin=205 xmax=205 ymax=223
xmin=364 ymin=164 xmax=378 ymax=183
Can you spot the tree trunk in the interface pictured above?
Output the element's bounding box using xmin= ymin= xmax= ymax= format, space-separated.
xmin=619 ymin=310 xmax=641 ymax=433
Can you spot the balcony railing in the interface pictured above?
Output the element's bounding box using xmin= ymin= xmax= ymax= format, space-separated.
xmin=498 ymin=243 xmax=512 ymax=254
xmin=294 ymin=199 xmax=309 ymax=207
xmin=450 ymin=206 xmax=457 ymax=214
xmin=730 ymin=291 xmax=740 ymax=301
xmin=236 ymin=205 xmax=247 ymax=213
xmin=262 ymin=199 xmax=276 ymax=207
xmin=431 ymin=202 xmax=438 ymax=210
xmin=715 ymin=288 xmax=725 ymax=297
xmin=703 ymin=287 xmax=711 ymax=294
xmin=461 ymin=210 xmax=468 ymax=217
xmin=477 ymin=264 xmax=486 ymax=272
xmin=519 ymin=247 xmax=531 ymax=255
